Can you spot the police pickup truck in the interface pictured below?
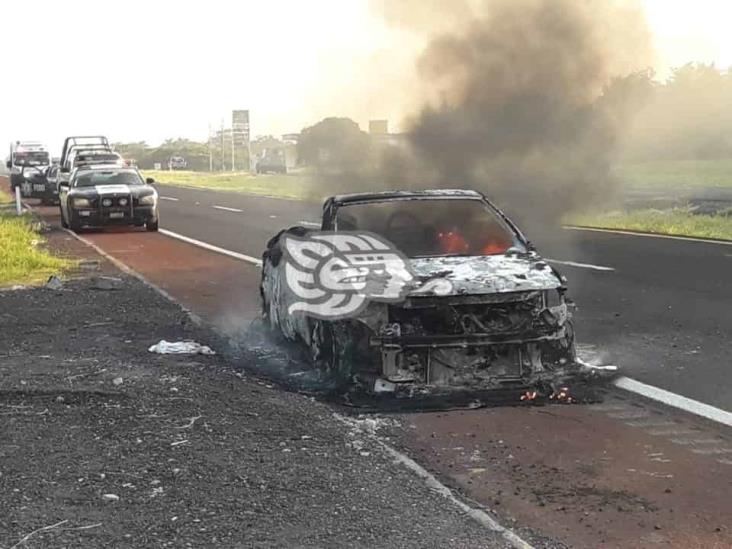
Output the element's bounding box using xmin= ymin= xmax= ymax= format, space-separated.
xmin=6 ymin=141 xmax=57 ymax=203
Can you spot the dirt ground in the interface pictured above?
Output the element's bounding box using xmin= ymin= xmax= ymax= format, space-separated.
xmin=0 ymin=253 xmax=527 ymax=548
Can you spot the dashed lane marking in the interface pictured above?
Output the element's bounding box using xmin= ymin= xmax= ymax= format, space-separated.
xmin=669 ymin=438 xmax=724 ymax=446
xmin=691 ymin=447 xmax=732 ymax=455
xmin=624 ymin=419 xmax=678 ymax=428
xmin=298 ymin=220 xmax=321 ymax=227
xmin=606 ymin=410 xmax=651 ymax=420
xmin=212 ymin=205 xmax=243 ymax=213
xmin=546 ymin=259 xmax=615 ymax=272
xmin=160 ymin=196 xmax=179 ymax=201
xmin=647 ymin=428 xmax=701 ymax=437
xmin=158 ymin=229 xmax=262 ymax=266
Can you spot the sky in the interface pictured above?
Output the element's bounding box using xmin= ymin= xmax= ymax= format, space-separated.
xmin=2 ymin=0 xmax=732 ymax=153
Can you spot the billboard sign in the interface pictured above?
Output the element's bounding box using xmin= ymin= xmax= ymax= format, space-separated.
xmin=232 ymin=110 xmax=250 ymax=146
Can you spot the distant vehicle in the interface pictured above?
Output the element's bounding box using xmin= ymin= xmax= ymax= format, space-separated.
xmin=168 ymin=156 xmax=187 ymax=170
xmin=58 ymin=164 xmax=159 ymax=232
xmin=6 ymin=141 xmax=54 ymax=201
xmin=256 ymin=147 xmax=287 ymax=174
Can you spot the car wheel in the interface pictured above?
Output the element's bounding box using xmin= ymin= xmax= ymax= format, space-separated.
xmin=146 ymin=219 xmax=159 ymax=232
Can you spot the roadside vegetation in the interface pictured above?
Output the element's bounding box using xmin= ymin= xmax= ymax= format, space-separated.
xmin=617 ymin=160 xmax=732 ymax=189
xmin=566 ymin=208 xmax=732 ymax=241
xmin=0 ymin=199 xmax=73 ymax=286
xmin=0 ymin=188 xmax=12 ymax=204
xmin=144 ymin=170 xmax=324 ymax=201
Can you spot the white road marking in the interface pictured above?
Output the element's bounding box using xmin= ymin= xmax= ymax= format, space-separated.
xmin=669 ymin=438 xmax=723 ymax=446
xmin=717 ymin=458 xmax=732 ymax=465
xmin=546 ymin=258 xmax=615 ymax=272
xmin=691 ymin=447 xmax=732 ymax=455
xmin=564 ymin=225 xmax=732 ymax=246
xmin=298 ymin=220 xmax=321 ymax=227
xmin=213 ymin=205 xmax=243 ymax=213
xmin=160 ymin=196 xmax=179 ymax=202
xmin=614 ymin=376 xmax=732 ymax=428
xmin=334 ymin=414 xmax=534 ymax=549
xmin=625 ymin=419 xmax=677 ymax=428
xmin=647 ymin=428 xmax=700 ymax=437
xmin=159 ymin=229 xmax=262 ymax=266
xmin=62 ymin=229 xmax=205 ymax=327
xmin=606 ymin=410 xmax=651 ymax=420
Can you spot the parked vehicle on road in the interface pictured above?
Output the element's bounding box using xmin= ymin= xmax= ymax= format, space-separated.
xmin=58 ymin=164 xmax=159 ymax=232
xmin=256 ymin=147 xmax=287 ymax=174
xmin=261 ymin=190 xmax=578 ymax=397
xmin=6 ymin=141 xmax=54 ymax=201
xmin=168 ymin=156 xmax=187 ymax=170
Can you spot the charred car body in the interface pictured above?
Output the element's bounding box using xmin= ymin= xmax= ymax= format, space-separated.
xmin=261 ymin=190 xmax=578 ymax=397
xmin=59 ymin=164 xmax=159 ymax=232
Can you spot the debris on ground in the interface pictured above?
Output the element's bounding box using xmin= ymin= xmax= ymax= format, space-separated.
xmin=148 ymin=340 xmax=216 ymax=355
xmin=91 ymin=275 xmax=124 ymax=291
xmin=45 ymin=275 xmax=63 ymax=291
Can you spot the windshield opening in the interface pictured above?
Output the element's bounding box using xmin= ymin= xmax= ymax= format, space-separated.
xmin=334 ymin=198 xmax=526 ymax=258
xmin=14 ymin=152 xmax=50 ymax=167
xmin=74 ymin=170 xmax=143 ymax=188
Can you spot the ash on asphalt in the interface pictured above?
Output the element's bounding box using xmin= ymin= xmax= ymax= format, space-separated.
xmin=0 ymin=276 xmax=526 ymax=548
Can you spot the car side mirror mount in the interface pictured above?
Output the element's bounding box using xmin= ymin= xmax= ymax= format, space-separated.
xmin=145 ymin=177 xmax=155 ymax=185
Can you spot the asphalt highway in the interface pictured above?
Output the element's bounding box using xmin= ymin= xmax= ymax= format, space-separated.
xmin=154 ymin=184 xmax=732 ymax=411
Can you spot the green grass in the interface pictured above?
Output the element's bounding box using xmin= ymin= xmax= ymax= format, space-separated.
xmin=144 ymin=170 xmax=325 ymax=201
xmin=616 ymin=160 xmax=732 ymax=189
xmin=0 ymin=188 xmax=12 ymax=204
xmin=0 ymin=212 xmax=74 ymax=286
xmin=566 ymin=208 xmax=732 ymax=241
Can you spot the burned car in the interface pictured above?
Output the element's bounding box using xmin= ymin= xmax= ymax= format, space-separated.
xmin=261 ymin=190 xmax=578 ymax=397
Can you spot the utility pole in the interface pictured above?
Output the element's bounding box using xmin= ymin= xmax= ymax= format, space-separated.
xmin=208 ymin=123 xmax=213 ymax=172
xmin=231 ymin=125 xmax=235 ymax=172
xmin=220 ymin=118 xmax=225 ymax=172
